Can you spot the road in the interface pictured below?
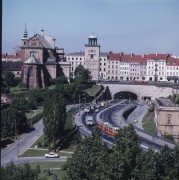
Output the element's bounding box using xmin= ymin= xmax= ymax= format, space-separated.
xmin=78 ymin=100 xmax=175 ymax=151
xmin=1 ymin=120 xmax=44 ymax=166
xmin=1 ymin=105 xmax=75 ymax=166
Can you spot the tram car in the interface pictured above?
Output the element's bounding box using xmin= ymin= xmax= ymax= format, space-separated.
xmin=98 ymin=122 xmax=119 ymax=136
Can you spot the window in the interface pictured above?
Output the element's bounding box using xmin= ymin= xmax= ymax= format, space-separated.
xmin=91 ymin=54 xmax=94 ymax=59
xmin=29 ymin=67 xmax=33 ymax=77
xmin=167 ymin=114 xmax=172 ymax=124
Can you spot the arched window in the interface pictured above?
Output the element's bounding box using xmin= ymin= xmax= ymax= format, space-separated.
xmin=29 ymin=67 xmax=33 ymax=77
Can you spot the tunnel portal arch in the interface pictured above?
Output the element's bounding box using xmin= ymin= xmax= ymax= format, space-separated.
xmin=114 ymin=91 xmax=138 ymax=100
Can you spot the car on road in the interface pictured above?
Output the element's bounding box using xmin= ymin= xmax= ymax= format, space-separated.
xmin=45 ymin=152 xmax=59 ymax=158
xmin=133 ymin=119 xmax=138 ymax=123
xmin=95 ymin=108 xmax=99 ymax=112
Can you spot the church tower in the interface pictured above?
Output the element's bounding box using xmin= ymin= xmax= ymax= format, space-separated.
xmin=85 ymin=34 xmax=100 ymax=81
xmin=21 ymin=23 xmax=29 ymax=46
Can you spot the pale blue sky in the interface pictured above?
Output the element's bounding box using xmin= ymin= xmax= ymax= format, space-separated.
xmin=2 ymin=0 xmax=179 ymax=56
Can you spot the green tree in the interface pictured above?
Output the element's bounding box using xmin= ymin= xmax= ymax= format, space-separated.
xmin=66 ymin=128 xmax=110 ymax=180
xmin=74 ymin=64 xmax=92 ymax=84
xmin=1 ymin=95 xmax=29 ymax=138
xmin=169 ymin=145 xmax=179 ymax=179
xmin=108 ymin=124 xmax=141 ymax=179
xmin=134 ymin=149 xmax=158 ymax=180
xmin=155 ymin=145 xmax=174 ymax=180
xmin=1 ymin=161 xmax=40 ymax=180
xmin=2 ymin=70 xmax=16 ymax=87
xmin=43 ymin=94 xmax=66 ymax=151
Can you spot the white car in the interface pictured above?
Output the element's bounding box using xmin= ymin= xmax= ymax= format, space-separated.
xmin=95 ymin=108 xmax=99 ymax=112
xmin=45 ymin=152 xmax=59 ymax=158
xmin=133 ymin=119 xmax=138 ymax=123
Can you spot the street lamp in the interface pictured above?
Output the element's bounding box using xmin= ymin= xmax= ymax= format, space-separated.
xmin=14 ymin=118 xmax=19 ymax=157
xmin=78 ymin=94 xmax=81 ymax=116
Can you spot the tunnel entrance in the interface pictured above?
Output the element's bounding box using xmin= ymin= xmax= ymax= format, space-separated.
xmin=114 ymin=91 xmax=137 ymax=100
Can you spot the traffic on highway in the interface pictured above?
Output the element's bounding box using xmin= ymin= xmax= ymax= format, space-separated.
xmin=76 ymin=99 xmax=175 ymax=152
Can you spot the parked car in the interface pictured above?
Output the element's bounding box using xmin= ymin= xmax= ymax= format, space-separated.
xmin=45 ymin=152 xmax=59 ymax=158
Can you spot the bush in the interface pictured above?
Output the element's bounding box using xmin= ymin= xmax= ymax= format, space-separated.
xmin=37 ymin=142 xmax=42 ymax=148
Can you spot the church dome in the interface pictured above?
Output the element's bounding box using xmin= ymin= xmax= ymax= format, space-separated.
xmin=89 ymin=34 xmax=96 ymax=39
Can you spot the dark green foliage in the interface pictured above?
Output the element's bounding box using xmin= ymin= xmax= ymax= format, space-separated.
xmin=134 ymin=149 xmax=158 ymax=180
xmin=1 ymin=95 xmax=29 ymax=138
xmin=164 ymin=134 xmax=174 ymax=141
xmin=1 ymin=71 xmax=22 ymax=93
xmin=66 ymin=124 xmax=178 ymax=180
xmin=66 ymin=128 xmax=110 ymax=180
xmin=1 ymin=161 xmax=41 ymax=180
xmin=108 ymin=125 xmax=141 ymax=179
xmin=2 ymin=70 xmax=16 ymax=87
xmin=155 ymin=145 xmax=175 ymax=180
xmin=27 ymin=90 xmax=44 ymax=110
xmin=43 ymin=94 xmax=66 ymax=151
xmin=74 ymin=64 xmax=92 ymax=84
xmin=170 ymin=94 xmax=179 ymax=105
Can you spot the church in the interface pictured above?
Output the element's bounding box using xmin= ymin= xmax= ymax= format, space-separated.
xmin=20 ymin=25 xmax=70 ymax=89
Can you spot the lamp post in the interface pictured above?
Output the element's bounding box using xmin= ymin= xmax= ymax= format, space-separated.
xmin=78 ymin=94 xmax=81 ymax=116
xmin=14 ymin=118 xmax=19 ymax=157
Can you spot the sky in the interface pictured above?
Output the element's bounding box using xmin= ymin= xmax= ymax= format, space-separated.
xmin=2 ymin=0 xmax=179 ymax=56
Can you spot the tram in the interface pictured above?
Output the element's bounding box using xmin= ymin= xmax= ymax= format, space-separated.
xmin=98 ymin=122 xmax=119 ymax=136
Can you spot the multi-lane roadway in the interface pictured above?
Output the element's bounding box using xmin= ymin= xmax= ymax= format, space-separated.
xmin=79 ymin=100 xmax=175 ymax=152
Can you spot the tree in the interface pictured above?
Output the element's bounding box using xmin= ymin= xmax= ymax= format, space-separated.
xmin=74 ymin=65 xmax=92 ymax=84
xmin=108 ymin=124 xmax=141 ymax=179
xmin=169 ymin=145 xmax=179 ymax=179
xmin=134 ymin=149 xmax=158 ymax=180
xmin=1 ymin=95 xmax=29 ymax=138
xmin=43 ymin=94 xmax=67 ymax=151
xmin=1 ymin=161 xmax=41 ymax=180
xmin=155 ymin=145 xmax=174 ymax=180
xmin=66 ymin=128 xmax=110 ymax=180
xmin=2 ymin=70 xmax=16 ymax=87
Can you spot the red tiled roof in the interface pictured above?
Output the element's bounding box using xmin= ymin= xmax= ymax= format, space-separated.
xmin=1 ymin=53 xmax=22 ymax=59
xmin=107 ymin=52 xmax=178 ymax=65
xmin=108 ymin=53 xmax=122 ymax=60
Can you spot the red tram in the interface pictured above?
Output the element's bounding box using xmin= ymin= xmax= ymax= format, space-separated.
xmin=98 ymin=122 xmax=119 ymax=136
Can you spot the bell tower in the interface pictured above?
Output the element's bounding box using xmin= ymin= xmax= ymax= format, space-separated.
xmin=85 ymin=34 xmax=100 ymax=81
xmin=21 ymin=22 xmax=29 ymax=46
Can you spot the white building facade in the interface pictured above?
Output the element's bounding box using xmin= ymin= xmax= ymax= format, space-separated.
xmin=66 ymin=36 xmax=179 ymax=82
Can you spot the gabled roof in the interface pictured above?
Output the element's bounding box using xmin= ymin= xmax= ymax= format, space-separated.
xmin=27 ymin=34 xmax=53 ymax=49
xmin=23 ymin=55 xmax=41 ymax=64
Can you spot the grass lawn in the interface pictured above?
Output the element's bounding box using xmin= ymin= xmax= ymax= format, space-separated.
xmin=143 ymin=117 xmax=157 ymax=135
xmin=48 ymin=84 xmax=56 ymax=89
xmin=84 ymin=85 xmax=102 ymax=97
xmin=20 ymin=149 xmax=72 ymax=157
xmin=26 ymin=111 xmax=34 ymax=119
xmin=25 ymin=161 xmax=67 ymax=180
xmin=30 ymin=134 xmax=45 ymax=148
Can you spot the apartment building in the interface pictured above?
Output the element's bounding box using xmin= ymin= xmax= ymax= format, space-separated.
xmin=66 ymin=36 xmax=179 ymax=82
xmin=155 ymin=98 xmax=179 ymax=143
